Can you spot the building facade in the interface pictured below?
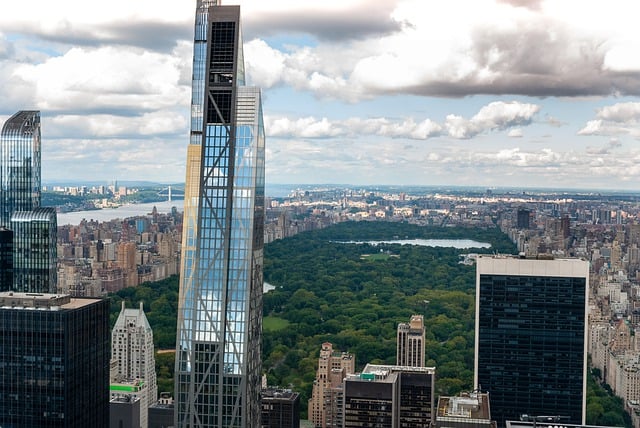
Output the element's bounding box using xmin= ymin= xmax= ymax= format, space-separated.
xmin=0 ymin=227 xmax=12 ymax=290
xmin=343 ymin=364 xmax=436 ymax=428
xmin=0 ymin=110 xmax=57 ymax=293
xmin=0 ymin=292 xmax=110 ymax=427
xmin=174 ymin=1 xmax=265 ymax=427
xmin=0 ymin=110 xmax=41 ymax=228
xmin=261 ymin=388 xmax=300 ymax=428
xmin=475 ymin=256 xmax=589 ymax=427
xmin=112 ymin=301 xmax=158 ymax=428
xmin=397 ymin=314 xmax=425 ymax=367
xmin=308 ymin=342 xmax=355 ymax=428
xmin=11 ymin=207 xmax=57 ymax=293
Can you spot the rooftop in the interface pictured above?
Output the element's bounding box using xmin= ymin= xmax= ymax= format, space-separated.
xmin=0 ymin=292 xmax=102 ymax=310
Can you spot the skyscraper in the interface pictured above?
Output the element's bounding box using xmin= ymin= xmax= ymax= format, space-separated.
xmin=174 ymin=1 xmax=265 ymax=427
xmin=475 ymin=256 xmax=589 ymax=427
xmin=0 ymin=110 xmax=41 ymax=228
xmin=0 ymin=292 xmax=110 ymax=427
xmin=112 ymin=301 xmax=158 ymax=428
xmin=397 ymin=314 xmax=425 ymax=367
xmin=0 ymin=110 xmax=57 ymax=293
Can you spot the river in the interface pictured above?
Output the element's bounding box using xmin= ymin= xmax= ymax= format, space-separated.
xmin=57 ymin=200 xmax=185 ymax=225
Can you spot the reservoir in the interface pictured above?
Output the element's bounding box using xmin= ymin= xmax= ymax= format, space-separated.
xmin=342 ymin=239 xmax=491 ymax=249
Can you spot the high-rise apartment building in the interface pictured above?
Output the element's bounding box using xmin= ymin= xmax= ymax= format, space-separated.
xmin=308 ymin=342 xmax=355 ymax=428
xmin=343 ymin=364 xmax=436 ymax=428
xmin=0 ymin=292 xmax=110 ymax=427
xmin=174 ymin=1 xmax=265 ymax=427
xmin=0 ymin=110 xmax=57 ymax=293
xmin=475 ymin=256 xmax=589 ymax=427
xmin=397 ymin=314 xmax=425 ymax=367
xmin=112 ymin=302 xmax=158 ymax=428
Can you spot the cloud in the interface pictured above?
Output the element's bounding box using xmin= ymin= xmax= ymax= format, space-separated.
xmin=243 ymin=1 xmax=403 ymax=41
xmin=578 ymin=102 xmax=640 ymax=138
xmin=445 ymin=101 xmax=540 ymax=139
xmin=508 ymin=128 xmax=523 ymax=138
xmin=265 ymin=116 xmax=442 ymax=140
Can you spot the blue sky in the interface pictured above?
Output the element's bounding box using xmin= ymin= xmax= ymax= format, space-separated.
xmin=1 ymin=0 xmax=640 ymax=190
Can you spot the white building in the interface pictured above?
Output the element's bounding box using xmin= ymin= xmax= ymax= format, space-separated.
xmin=111 ymin=302 xmax=158 ymax=428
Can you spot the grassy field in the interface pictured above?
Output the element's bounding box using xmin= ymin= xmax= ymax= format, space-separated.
xmin=263 ymin=316 xmax=290 ymax=332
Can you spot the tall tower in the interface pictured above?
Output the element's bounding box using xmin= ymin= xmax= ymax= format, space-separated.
xmin=397 ymin=314 xmax=425 ymax=367
xmin=1 ymin=110 xmax=57 ymax=293
xmin=0 ymin=111 xmax=41 ymax=228
xmin=174 ymin=1 xmax=265 ymax=427
xmin=111 ymin=302 xmax=158 ymax=428
xmin=475 ymin=256 xmax=589 ymax=427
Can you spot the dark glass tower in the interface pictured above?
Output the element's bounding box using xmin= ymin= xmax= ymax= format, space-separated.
xmin=0 ymin=292 xmax=110 ymax=427
xmin=0 ymin=111 xmax=56 ymax=293
xmin=174 ymin=1 xmax=265 ymax=427
xmin=474 ymin=256 xmax=589 ymax=427
xmin=0 ymin=110 xmax=41 ymax=228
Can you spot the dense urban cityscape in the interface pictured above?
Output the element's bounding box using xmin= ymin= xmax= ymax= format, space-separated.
xmin=2 ymin=0 xmax=640 ymax=428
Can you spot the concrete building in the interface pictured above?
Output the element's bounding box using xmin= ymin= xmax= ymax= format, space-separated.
xmin=110 ymin=395 xmax=141 ymax=428
xmin=475 ymin=256 xmax=589 ymax=427
xmin=0 ymin=292 xmax=110 ymax=427
xmin=308 ymin=342 xmax=355 ymax=428
xmin=111 ymin=301 xmax=158 ymax=428
xmin=397 ymin=314 xmax=425 ymax=367
xmin=434 ymin=392 xmax=496 ymax=428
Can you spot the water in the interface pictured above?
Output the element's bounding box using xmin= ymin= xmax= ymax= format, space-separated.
xmin=341 ymin=239 xmax=491 ymax=249
xmin=57 ymin=200 xmax=185 ymax=225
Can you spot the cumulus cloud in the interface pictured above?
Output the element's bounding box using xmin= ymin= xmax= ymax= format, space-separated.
xmin=578 ymin=102 xmax=640 ymax=138
xmin=508 ymin=128 xmax=523 ymax=138
xmin=445 ymin=101 xmax=540 ymax=139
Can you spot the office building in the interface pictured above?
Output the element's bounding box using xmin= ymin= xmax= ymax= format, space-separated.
xmin=1 ymin=110 xmax=57 ymax=293
xmin=308 ymin=342 xmax=355 ymax=428
xmin=110 ymin=395 xmax=141 ymax=428
xmin=174 ymin=1 xmax=266 ymax=427
xmin=0 ymin=227 xmax=12 ymax=290
xmin=149 ymin=393 xmax=175 ymax=428
xmin=112 ymin=301 xmax=158 ymax=428
xmin=0 ymin=292 xmax=110 ymax=427
xmin=343 ymin=364 xmax=436 ymax=428
xmin=261 ymin=387 xmax=300 ymax=428
xmin=475 ymin=256 xmax=589 ymax=427
xmin=397 ymin=314 xmax=425 ymax=367
xmin=11 ymin=207 xmax=57 ymax=293
xmin=434 ymin=391 xmax=496 ymax=428
xmin=516 ymin=209 xmax=530 ymax=230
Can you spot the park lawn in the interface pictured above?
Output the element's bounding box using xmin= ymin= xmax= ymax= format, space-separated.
xmin=263 ymin=316 xmax=290 ymax=332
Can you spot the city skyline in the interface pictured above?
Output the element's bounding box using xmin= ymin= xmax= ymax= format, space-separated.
xmin=1 ymin=1 xmax=640 ymax=189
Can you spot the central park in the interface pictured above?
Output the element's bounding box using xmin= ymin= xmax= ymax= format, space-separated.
xmin=108 ymin=221 xmax=630 ymax=426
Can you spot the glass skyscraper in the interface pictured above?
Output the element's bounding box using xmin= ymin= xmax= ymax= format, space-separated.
xmin=0 ymin=110 xmax=41 ymax=228
xmin=0 ymin=292 xmax=110 ymax=427
xmin=0 ymin=110 xmax=57 ymax=293
xmin=475 ymin=256 xmax=589 ymax=427
xmin=174 ymin=1 xmax=265 ymax=427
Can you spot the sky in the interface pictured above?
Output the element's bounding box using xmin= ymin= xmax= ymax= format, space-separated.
xmin=1 ymin=0 xmax=640 ymax=190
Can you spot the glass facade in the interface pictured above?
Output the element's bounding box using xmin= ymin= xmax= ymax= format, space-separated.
xmin=475 ymin=257 xmax=588 ymax=428
xmin=11 ymin=207 xmax=57 ymax=293
xmin=175 ymin=2 xmax=265 ymax=427
xmin=0 ymin=111 xmax=57 ymax=293
xmin=0 ymin=294 xmax=110 ymax=427
xmin=0 ymin=111 xmax=41 ymax=228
